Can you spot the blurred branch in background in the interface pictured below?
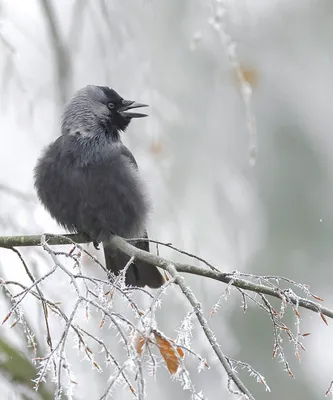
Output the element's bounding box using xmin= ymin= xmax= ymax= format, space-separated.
xmin=38 ymin=0 xmax=72 ymax=105
xmin=0 ymin=232 xmax=331 ymax=399
xmin=0 ymin=337 xmax=53 ymax=400
xmin=209 ymin=0 xmax=257 ymax=166
xmin=1 ymin=0 xmax=333 ymax=399
xmin=0 ymin=184 xmax=36 ymax=203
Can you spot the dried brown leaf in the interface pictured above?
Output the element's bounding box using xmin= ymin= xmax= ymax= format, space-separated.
xmin=93 ymin=361 xmax=101 ymax=370
xmin=300 ymin=343 xmax=306 ymax=352
xmin=10 ymin=319 xmax=18 ymax=328
xmin=279 ymin=325 xmax=291 ymax=332
xmin=271 ymin=308 xmax=279 ymax=316
xmin=2 ymin=311 xmax=11 ymax=325
xmin=287 ymin=368 xmax=294 ymax=378
xmin=272 ymin=344 xmax=278 ymax=358
xmin=175 ymin=344 xmax=184 ymax=359
xmin=135 ymin=334 xmax=146 ymax=356
xmin=154 ymin=332 xmax=184 ymax=375
xmin=129 ymin=385 xmax=135 ymax=394
xmin=320 ymin=312 xmax=329 ymax=326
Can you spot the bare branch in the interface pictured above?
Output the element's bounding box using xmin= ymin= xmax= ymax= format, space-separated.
xmin=0 ymin=233 xmax=332 ymax=321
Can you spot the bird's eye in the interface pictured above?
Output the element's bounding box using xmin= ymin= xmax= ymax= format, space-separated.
xmin=108 ymin=103 xmax=115 ymax=110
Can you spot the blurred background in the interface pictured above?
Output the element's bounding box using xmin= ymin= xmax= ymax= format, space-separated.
xmin=0 ymin=0 xmax=333 ymax=399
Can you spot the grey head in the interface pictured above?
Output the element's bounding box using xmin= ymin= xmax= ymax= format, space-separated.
xmin=61 ymin=85 xmax=148 ymax=140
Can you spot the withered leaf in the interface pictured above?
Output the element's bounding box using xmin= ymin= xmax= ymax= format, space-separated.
xmin=2 ymin=311 xmax=12 ymax=325
xmin=320 ymin=312 xmax=328 ymax=326
xmin=154 ymin=332 xmax=184 ymax=375
xmin=134 ymin=333 xmax=146 ymax=356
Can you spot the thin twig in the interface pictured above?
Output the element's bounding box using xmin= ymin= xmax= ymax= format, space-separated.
xmin=166 ymin=263 xmax=255 ymax=400
xmin=0 ymin=233 xmax=332 ymax=320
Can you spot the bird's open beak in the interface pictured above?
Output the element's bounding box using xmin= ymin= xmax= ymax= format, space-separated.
xmin=119 ymin=100 xmax=148 ymax=118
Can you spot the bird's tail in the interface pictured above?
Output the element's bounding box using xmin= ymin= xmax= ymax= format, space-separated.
xmin=103 ymin=233 xmax=164 ymax=288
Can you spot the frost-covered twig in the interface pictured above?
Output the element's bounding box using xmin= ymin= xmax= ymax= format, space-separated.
xmin=166 ymin=263 xmax=255 ymax=400
xmin=0 ymin=233 xmax=332 ymax=320
xmin=0 ymin=232 xmax=332 ymax=398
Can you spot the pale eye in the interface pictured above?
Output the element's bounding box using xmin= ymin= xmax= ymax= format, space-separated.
xmin=108 ymin=103 xmax=115 ymax=110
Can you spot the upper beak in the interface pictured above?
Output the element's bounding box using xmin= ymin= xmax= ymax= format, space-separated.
xmin=119 ymin=99 xmax=148 ymax=118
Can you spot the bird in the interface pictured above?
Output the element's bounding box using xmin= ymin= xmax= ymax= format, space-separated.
xmin=34 ymin=85 xmax=164 ymax=288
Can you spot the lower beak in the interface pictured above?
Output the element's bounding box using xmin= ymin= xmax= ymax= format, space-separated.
xmin=119 ymin=100 xmax=148 ymax=118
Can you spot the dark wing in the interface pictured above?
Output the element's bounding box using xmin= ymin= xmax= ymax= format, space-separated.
xmin=119 ymin=144 xmax=147 ymax=254
xmin=103 ymin=144 xmax=164 ymax=288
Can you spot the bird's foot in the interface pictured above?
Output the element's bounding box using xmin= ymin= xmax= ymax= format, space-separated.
xmin=93 ymin=241 xmax=101 ymax=250
xmin=81 ymin=232 xmax=101 ymax=250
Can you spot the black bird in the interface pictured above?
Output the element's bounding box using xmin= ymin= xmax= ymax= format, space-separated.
xmin=34 ymin=85 xmax=164 ymax=288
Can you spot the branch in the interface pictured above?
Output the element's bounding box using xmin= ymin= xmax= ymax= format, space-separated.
xmin=38 ymin=0 xmax=71 ymax=105
xmin=1 ymin=232 xmax=331 ymax=397
xmin=0 ymin=233 xmax=332 ymax=321
xmin=0 ymin=233 xmax=86 ymax=248
xmin=166 ymin=263 xmax=255 ymax=399
xmin=0 ymin=184 xmax=36 ymax=203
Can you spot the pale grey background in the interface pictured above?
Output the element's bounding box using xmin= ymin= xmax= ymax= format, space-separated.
xmin=0 ymin=0 xmax=333 ymax=399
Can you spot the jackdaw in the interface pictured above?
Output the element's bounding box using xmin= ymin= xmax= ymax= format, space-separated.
xmin=34 ymin=85 xmax=164 ymax=288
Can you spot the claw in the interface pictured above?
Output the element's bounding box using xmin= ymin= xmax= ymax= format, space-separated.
xmin=93 ymin=241 xmax=100 ymax=250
